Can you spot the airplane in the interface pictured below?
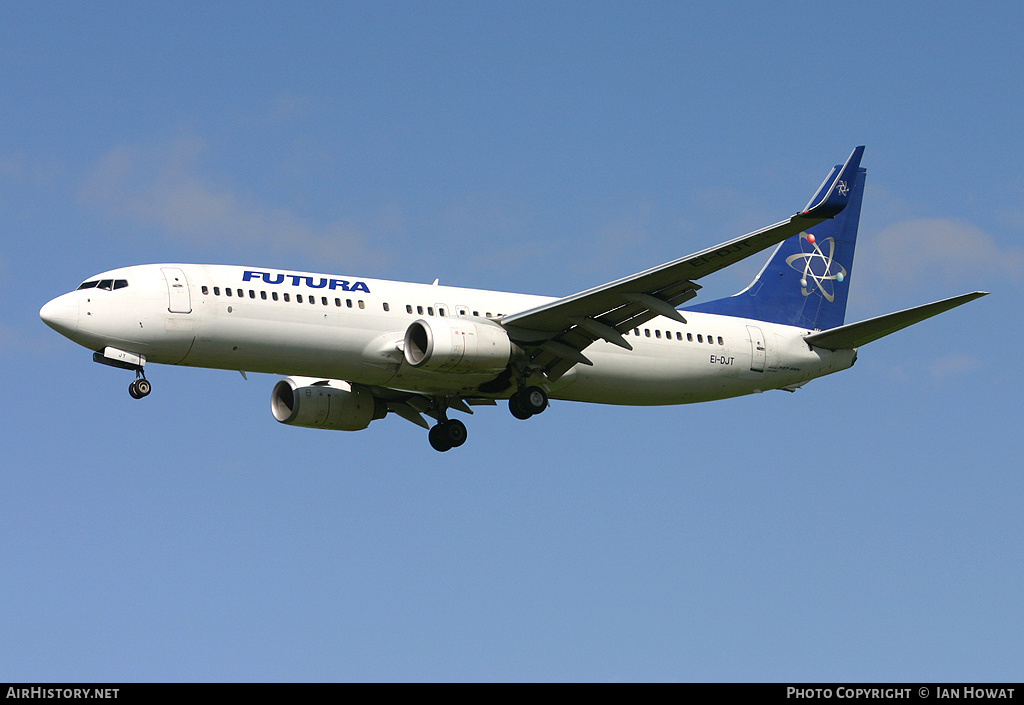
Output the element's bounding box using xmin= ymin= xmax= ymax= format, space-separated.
xmin=40 ymin=146 xmax=987 ymax=451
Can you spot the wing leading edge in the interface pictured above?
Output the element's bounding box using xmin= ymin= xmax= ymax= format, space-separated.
xmin=501 ymin=146 xmax=866 ymax=378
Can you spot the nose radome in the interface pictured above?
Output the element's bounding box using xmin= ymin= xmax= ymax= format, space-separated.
xmin=40 ymin=294 xmax=79 ymax=337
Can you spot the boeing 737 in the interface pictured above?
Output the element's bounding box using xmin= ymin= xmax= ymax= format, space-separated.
xmin=40 ymin=147 xmax=987 ymax=451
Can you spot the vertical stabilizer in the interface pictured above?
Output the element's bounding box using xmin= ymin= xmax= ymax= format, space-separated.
xmin=686 ymin=165 xmax=866 ymax=330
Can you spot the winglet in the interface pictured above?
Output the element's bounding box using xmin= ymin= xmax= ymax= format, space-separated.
xmin=798 ymin=145 xmax=865 ymax=219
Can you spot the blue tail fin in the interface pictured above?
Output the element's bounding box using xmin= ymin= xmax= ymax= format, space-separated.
xmin=685 ymin=165 xmax=866 ymax=331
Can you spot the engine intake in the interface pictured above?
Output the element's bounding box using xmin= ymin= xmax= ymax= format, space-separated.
xmin=403 ymin=318 xmax=513 ymax=374
xmin=271 ymin=377 xmax=387 ymax=431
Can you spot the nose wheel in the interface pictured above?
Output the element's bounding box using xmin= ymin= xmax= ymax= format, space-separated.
xmin=128 ymin=377 xmax=152 ymax=399
xmin=92 ymin=348 xmax=152 ymax=399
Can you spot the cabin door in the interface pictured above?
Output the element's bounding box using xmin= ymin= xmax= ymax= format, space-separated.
xmin=746 ymin=325 xmax=766 ymax=372
xmin=161 ymin=267 xmax=192 ymax=314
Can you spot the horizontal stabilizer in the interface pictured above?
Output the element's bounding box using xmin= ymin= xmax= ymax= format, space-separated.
xmin=804 ymin=291 xmax=988 ymax=350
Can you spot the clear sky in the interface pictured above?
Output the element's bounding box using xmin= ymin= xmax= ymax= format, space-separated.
xmin=2 ymin=1 xmax=1022 ymax=682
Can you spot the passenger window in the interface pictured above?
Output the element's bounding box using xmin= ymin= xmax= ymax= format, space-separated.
xmin=297 ymin=294 xmax=303 ymax=303
xmin=697 ymin=334 xmax=703 ymax=343
xmin=645 ymin=329 xmax=651 ymax=337
xmin=655 ymin=330 xmax=662 ymax=339
xmin=427 ymin=307 xmax=434 ymax=315
xmin=417 ymin=306 xmax=424 ymax=314
xmin=283 ymin=293 xmax=290 ymax=302
xmin=320 ymin=297 xmax=326 ymax=305
xmin=236 ymin=289 xmax=243 ymax=297
xmin=687 ymin=333 xmax=693 ymax=342
xmin=272 ymin=292 xmax=278 ymax=301
xmin=473 ymin=311 xmax=480 ymax=317
xmin=383 ymin=303 xmax=390 ymax=312
xmin=439 ymin=308 xmax=445 ymax=316
xmin=718 ymin=336 xmax=724 ymax=345
xmin=214 ymin=287 xmax=221 ymax=296
xmin=226 ymin=288 xmax=233 ymax=297
xmin=347 ymin=299 xmax=354 ymax=308
xmin=406 ymin=305 xmax=413 ymax=314
xmin=676 ymin=332 xmax=683 ymax=341
xmin=202 ymin=286 xmax=209 ymax=295
xmin=335 ymin=298 xmax=342 ymax=307
xmin=634 ymin=328 xmax=640 ymax=336
xmin=707 ymin=334 xmax=713 ymax=344
xmin=260 ymin=291 xmax=267 ymax=300
xmin=310 ymin=296 xmax=317 ymax=305
xmin=359 ymin=301 xmax=365 ymax=309
xmin=249 ymin=290 xmax=256 ymax=298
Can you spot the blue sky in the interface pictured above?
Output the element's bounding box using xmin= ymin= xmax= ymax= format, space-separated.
xmin=2 ymin=2 xmax=1022 ymax=682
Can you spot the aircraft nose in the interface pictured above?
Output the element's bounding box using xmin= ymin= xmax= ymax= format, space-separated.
xmin=40 ymin=293 xmax=79 ymax=337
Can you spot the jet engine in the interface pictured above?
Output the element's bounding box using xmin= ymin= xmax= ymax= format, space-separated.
xmin=403 ymin=317 xmax=514 ymax=374
xmin=271 ymin=376 xmax=388 ymax=431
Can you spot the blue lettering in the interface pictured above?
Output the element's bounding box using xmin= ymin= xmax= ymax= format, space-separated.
xmin=241 ymin=270 xmax=370 ymax=293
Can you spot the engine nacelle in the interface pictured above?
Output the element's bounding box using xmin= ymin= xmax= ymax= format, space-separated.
xmin=271 ymin=376 xmax=388 ymax=431
xmin=403 ymin=317 xmax=513 ymax=374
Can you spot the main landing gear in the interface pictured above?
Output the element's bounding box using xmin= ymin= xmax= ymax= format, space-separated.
xmin=425 ymin=396 xmax=469 ymax=452
xmin=509 ymin=386 xmax=547 ymax=420
xmin=424 ymin=384 xmax=548 ymax=452
xmin=128 ymin=373 xmax=151 ymax=399
xmin=428 ymin=418 xmax=467 ymax=452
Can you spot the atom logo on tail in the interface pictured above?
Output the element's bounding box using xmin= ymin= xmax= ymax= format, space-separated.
xmin=785 ymin=232 xmax=847 ymax=302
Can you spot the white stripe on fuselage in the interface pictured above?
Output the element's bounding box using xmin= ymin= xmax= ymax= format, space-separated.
xmin=63 ymin=263 xmax=856 ymax=405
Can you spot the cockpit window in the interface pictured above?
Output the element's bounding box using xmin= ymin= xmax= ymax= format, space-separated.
xmin=77 ymin=278 xmax=128 ymax=291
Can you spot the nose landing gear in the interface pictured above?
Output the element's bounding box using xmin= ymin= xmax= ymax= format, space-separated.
xmin=128 ymin=373 xmax=151 ymax=399
xmin=92 ymin=347 xmax=151 ymax=399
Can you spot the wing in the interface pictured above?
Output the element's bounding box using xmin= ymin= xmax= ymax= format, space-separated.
xmin=501 ymin=146 xmax=866 ymax=379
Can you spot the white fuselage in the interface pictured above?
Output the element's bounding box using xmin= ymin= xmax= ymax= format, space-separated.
xmin=41 ymin=263 xmax=856 ymax=405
